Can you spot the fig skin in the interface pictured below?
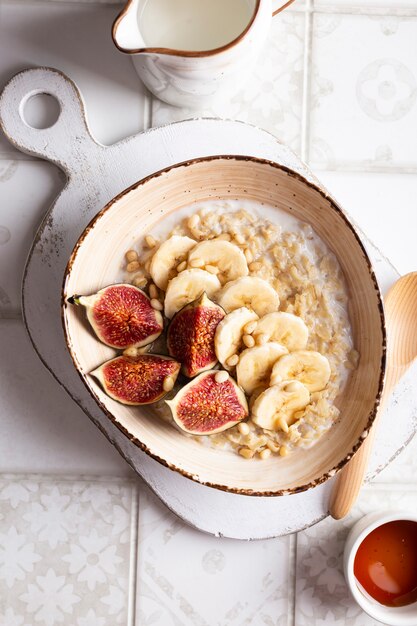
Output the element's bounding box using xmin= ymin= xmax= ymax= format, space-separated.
xmin=91 ymin=354 xmax=180 ymax=405
xmin=167 ymin=293 xmax=225 ymax=378
xmin=69 ymin=283 xmax=163 ymax=349
xmin=166 ymin=371 xmax=248 ymax=435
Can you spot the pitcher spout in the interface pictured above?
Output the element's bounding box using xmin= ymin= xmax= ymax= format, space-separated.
xmin=112 ymin=0 xmax=148 ymax=53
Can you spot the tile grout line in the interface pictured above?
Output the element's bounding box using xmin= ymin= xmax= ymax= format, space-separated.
xmin=313 ymin=5 xmax=417 ymax=17
xmin=1 ymin=152 xmax=416 ymax=174
xmin=310 ymin=162 xmax=417 ymax=174
xmin=0 ymin=0 xmax=126 ymax=5
xmin=2 ymin=0 xmax=417 ymax=15
xmin=288 ymin=532 xmax=298 ymax=626
xmin=126 ymin=86 xmax=151 ymax=626
xmin=300 ymin=0 xmax=313 ymax=163
xmin=127 ymin=482 xmax=140 ymax=626
xmin=144 ymin=90 xmax=153 ymax=131
xmin=0 ymin=470 xmax=137 ymax=482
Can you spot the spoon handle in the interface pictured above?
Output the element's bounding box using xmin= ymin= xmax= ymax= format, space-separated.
xmin=329 ymin=364 xmax=401 ymax=520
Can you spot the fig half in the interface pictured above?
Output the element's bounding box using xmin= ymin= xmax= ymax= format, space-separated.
xmin=167 ymin=293 xmax=225 ymax=378
xmin=69 ymin=284 xmax=163 ymax=349
xmin=91 ymin=354 xmax=180 ymax=405
xmin=166 ymin=371 xmax=248 ymax=435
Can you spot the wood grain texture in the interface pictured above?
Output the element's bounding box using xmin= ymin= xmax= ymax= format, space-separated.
xmin=330 ymin=272 xmax=417 ymax=519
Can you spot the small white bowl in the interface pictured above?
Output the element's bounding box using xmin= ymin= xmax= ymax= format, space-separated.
xmin=344 ymin=511 xmax=417 ymax=626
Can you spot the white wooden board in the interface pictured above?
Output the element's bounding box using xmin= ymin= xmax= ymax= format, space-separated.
xmin=1 ymin=67 xmax=416 ymax=539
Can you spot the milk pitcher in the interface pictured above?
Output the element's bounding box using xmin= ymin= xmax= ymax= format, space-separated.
xmin=112 ymin=0 xmax=295 ymax=107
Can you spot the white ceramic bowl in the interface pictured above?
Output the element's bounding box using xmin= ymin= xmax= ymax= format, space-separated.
xmin=344 ymin=511 xmax=417 ymax=625
xmin=62 ymin=155 xmax=386 ymax=496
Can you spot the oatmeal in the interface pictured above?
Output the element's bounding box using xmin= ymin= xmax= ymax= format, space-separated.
xmin=124 ymin=200 xmax=358 ymax=459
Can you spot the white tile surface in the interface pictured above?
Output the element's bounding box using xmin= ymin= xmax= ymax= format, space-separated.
xmin=314 ymin=1 xmax=417 ymax=10
xmin=309 ymin=12 xmax=417 ymax=170
xmin=0 ymin=160 xmax=63 ymax=316
xmin=151 ymin=10 xmax=306 ymax=153
xmin=137 ymin=486 xmax=292 ymax=626
xmin=315 ymin=170 xmax=417 ymax=275
xmin=0 ymin=0 xmax=416 ymax=624
xmin=0 ymin=476 xmax=135 ymax=626
xmin=0 ymin=320 xmax=132 ymax=475
xmin=0 ymin=1 xmax=147 ymax=158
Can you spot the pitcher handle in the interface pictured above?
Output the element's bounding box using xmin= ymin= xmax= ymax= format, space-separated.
xmin=272 ymin=0 xmax=297 ymax=16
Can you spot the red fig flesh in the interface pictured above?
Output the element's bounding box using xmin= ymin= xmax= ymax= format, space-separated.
xmin=167 ymin=293 xmax=225 ymax=378
xmin=166 ymin=371 xmax=248 ymax=435
xmin=91 ymin=354 xmax=180 ymax=405
xmin=70 ymin=284 xmax=163 ymax=349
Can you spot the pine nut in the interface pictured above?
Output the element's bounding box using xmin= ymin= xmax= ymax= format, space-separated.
xmin=243 ymin=320 xmax=257 ymax=335
xmin=145 ymin=235 xmax=157 ymax=248
xmin=277 ymin=417 xmax=289 ymax=433
xmin=149 ymin=284 xmax=158 ymax=299
xmin=266 ymin=441 xmax=280 ymax=453
xmin=190 ymin=228 xmax=204 ymax=240
xmin=217 ymin=233 xmax=231 ymax=241
xmin=123 ymin=346 xmax=139 ymax=358
xmin=144 ymin=259 xmax=151 ymax=273
xmin=205 ymin=264 xmax=219 ymax=275
xmin=259 ymin=448 xmax=271 ymax=460
xmin=125 ymin=249 xmax=138 ymax=263
xmin=188 ymin=214 xmax=200 ymax=229
xmin=234 ymin=233 xmax=245 ymax=245
xmin=189 ymin=258 xmax=204 ymax=268
xmin=163 ymin=376 xmax=175 ymax=392
xmin=256 ymin=333 xmax=268 ymax=346
xmin=127 ymin=261 xmax=140 ymax=272
xmin=150 ymin=298 xmax=163 ymax=311
xmin=176 ymin=260 xmax=187 ymax=272
xmin=243 ymin=334 xmax=255 ymax=348
xmin=239 ymin=447 xmax=254 ymax=459
xmin=226 ymin=354 xmax=239 ymax=367
xmin=215 ymin=370 xmax=229 ymax=384
xmin=133 ymin=275 xmax=147 ymax=288
xmin=237 ymin=422 xmax=250 ymax=436
xmin=249 ymin=261 xmax=262 ymax=272
xmin=244 ymin=248 xmax=253 ymax=264
xmin=279 ymin=445 xmax=289 ymax=457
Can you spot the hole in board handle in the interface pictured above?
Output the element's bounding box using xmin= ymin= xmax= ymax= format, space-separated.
xmin=22 ymin=93 xmax=61 ymax=130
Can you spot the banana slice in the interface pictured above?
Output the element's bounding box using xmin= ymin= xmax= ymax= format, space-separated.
xmin=236 ymin=342 xmax=288 ymax=395
xmin=214 ymin=307 xmax=259 ymax=369
xmin=217 ymin=277 xmax=280 ymax=317
xmin=188 ymin=239 xmax=248 ymax=284
xmin=270 ymin=350 xmax=331 ymax=392
xmin=251 ymin=381 xmax=310 ymax=431
xmin=150 ymin=235 xmax=197 ymax=290
xmin=253 ymin=312 xmax=308 ymax=352
xmin=164 ymin=269 xmax=221 ymax=319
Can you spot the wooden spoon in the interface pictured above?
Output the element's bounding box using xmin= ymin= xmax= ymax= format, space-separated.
xmin=330 ymin=271 xmax=417 ymax=520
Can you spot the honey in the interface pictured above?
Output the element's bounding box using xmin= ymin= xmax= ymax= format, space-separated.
xmin=354 ymin=520 xmax=417 ymax=607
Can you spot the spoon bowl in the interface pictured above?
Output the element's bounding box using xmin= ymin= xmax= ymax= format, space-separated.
xmin=386 ymin=272 xmax=417 ymax=369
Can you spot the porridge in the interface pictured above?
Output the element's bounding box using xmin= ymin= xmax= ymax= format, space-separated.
xmin=69 ymin=200 xmax=358 ymax=461
xmin=121 ymin=200 xmax=358 ymax=459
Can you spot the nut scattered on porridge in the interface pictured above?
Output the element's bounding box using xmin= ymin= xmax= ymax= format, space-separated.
xmin=69 ymin=201 xmax=357 ymax=460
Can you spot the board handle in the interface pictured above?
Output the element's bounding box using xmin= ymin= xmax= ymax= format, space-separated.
xmin=0 ymin=67 xmax=100 ymax=173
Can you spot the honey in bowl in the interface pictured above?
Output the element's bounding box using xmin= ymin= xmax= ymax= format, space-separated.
xmin=354 ymin=520 xmax=417 ymax=607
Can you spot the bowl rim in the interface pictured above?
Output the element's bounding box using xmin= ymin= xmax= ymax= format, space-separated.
xmin=61 ymin=154 xmax=387 ymax=497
